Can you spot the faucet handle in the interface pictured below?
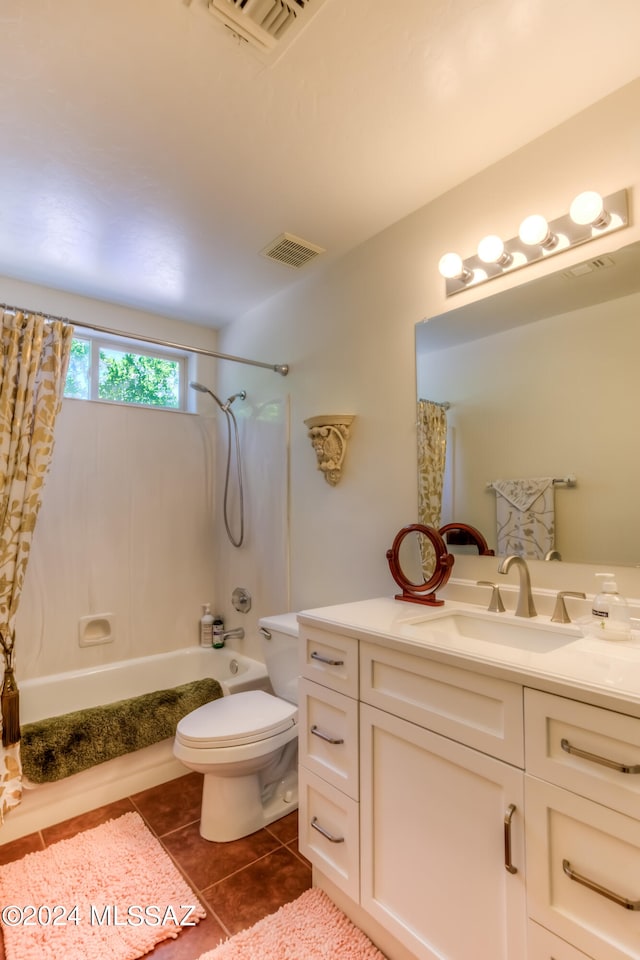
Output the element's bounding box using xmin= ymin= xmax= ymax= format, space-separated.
xmin=551 ymin=591 xmax=586 ymax=624
xmin=476 ymin=580 xmax=506 ymax=613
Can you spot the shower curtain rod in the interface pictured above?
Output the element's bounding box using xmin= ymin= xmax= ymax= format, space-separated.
xmin=0 ymin=301 xmax=290 ymax=376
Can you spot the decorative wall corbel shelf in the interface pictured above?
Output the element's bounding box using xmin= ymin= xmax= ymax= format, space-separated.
xmin=304 ymin=415 xmax=354 ymax=486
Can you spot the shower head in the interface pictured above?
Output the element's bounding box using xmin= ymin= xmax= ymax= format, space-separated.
xmin=189 ymin=381 xmax=247 ymax=413
xmin=189 ymin=380 xmax=225 ymax=411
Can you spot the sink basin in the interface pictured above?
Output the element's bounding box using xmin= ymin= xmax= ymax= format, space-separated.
xmin=403 ymin=611 xmax=578 ymax=653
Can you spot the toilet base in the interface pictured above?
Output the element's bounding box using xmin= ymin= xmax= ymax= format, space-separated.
xmin=199 ymin=768 xmax=298 ymax=842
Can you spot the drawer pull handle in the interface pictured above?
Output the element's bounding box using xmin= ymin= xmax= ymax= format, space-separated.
xmin=310 ymin=651 xmax=345 ymax=666
xmin=311 ymin=817 xmax=345 ymax=844
xmin=560 ymin=737 xmax=640 ymax=774
xmin=563 ymin=859 xmax=640 ymax=911
xmin=503 ymin=803 xmax=518 ymax=874
xmin=311 ymin=724 xmax=344 ymax=745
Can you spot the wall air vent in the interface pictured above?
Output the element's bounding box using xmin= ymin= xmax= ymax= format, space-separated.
xmin=261 ymin=232 xmax=326 ymax=268
xmin=563 ymin=254 xmax=615 ymax=279
xmin=208 ymin=0 xmax=330 ymax=62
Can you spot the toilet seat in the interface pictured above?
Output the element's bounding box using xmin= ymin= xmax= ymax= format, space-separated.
xmin=176 ymin=689 xmax=297 ymax=749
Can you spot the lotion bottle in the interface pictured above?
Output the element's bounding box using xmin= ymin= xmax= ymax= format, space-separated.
xmin=200 ymin=603 xmax=214 ymax=647
xmin=591 ymin=573 xmax=631 ymax=641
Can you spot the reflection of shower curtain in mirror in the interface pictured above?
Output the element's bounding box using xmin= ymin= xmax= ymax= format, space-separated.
xmin=417 ymin=400 xmax=447 ymax=530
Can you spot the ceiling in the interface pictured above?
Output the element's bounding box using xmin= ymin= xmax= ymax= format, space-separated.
xmin=2 ymin=0 xmax=640 ymax=329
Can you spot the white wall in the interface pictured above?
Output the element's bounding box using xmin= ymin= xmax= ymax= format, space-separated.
xmin=216 ymin=78 xmax=640 ymax=618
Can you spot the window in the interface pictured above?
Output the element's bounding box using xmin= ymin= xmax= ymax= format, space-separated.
xmin=64 ymin=331 xmax=187 ymax=410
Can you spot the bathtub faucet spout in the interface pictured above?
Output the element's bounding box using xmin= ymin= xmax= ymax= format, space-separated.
xmin=222 ymin=627 xmax=244 ymax=642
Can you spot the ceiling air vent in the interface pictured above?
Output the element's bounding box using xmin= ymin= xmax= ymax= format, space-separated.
xmin=261 ymin=232 xmax=326 ymax=269
xmin=208 ymin=0 xmax=329 ymax=61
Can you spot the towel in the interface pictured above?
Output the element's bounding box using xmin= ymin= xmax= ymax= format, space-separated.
xmin=491 ymin=477 xmax=555 ymax=559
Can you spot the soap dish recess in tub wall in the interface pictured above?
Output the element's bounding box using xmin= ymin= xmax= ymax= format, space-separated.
xmin=78 ymin=614 xmax=115 ymax=647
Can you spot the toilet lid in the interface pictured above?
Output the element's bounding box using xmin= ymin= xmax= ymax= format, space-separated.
xmin=176 ymin=690 xmax=298 ymax=748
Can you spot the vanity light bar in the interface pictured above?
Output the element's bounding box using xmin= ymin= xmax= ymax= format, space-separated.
xmin=439 ymin=189 xmax=629 ymax=297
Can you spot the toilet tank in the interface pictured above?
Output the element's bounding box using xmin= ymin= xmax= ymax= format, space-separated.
xmin=258 ymin=612 xmax=299 ymax=705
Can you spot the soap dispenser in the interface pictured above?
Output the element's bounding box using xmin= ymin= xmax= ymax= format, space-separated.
xmin=200 ymin=604 xmax=214 ymax=647
xmin=590 ymin=573 xmax=631 ymax=641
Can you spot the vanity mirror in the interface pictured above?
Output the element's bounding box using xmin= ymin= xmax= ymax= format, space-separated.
xmin=416 ymin=239 xmax=640 ymax=566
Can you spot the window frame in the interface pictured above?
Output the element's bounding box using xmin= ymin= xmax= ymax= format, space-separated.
xmin=65 ymin=328 xmax=189 ymax=412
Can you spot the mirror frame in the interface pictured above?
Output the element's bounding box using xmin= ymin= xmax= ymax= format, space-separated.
xmin=386 ymin=524 xmax=454 ymax=606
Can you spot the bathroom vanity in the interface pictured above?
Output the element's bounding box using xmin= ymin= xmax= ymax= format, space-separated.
xmin=297 ymin=590 xmax=640 ymax=960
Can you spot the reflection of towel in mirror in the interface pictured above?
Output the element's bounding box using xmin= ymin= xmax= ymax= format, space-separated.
xmin=491 ymin=478 xmax=554 ymax=559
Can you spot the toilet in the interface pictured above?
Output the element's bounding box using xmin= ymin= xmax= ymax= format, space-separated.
xmin=173 ymin=613 xmax=299 ymax=842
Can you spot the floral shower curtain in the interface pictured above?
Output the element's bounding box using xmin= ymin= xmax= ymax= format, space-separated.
xmin=417 ymin=400 xmax=448 ymax=574
xmin=0 ymin=310 xmax=72 ymax=823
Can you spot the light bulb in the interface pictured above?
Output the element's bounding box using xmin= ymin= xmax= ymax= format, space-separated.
xmin=477 ymin=235 xmax=512 ymax=266
xmin=438 ymin=252 xmax=471 ymax=281
xmin=518 ymin=214 xmax=557 ymax=250
xmin=570 ymin=190 xmax=610 ymax=229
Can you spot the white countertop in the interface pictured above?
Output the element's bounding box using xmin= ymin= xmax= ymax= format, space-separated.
xmin=298 ymin=594 xmax=640 ymax=718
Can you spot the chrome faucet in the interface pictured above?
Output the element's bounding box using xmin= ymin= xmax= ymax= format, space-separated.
xmin=222 ymin=627 xmax=245 ymax=642
xmin=497 ymin=555 xmax=537 ymax=618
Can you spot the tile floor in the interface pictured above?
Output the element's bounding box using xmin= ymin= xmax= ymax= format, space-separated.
xmin=0 ymin=771 xmax=311 ymax=959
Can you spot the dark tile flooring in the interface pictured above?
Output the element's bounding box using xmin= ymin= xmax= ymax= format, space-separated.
xmin=0 ymin=771 xmax=311 ymax=959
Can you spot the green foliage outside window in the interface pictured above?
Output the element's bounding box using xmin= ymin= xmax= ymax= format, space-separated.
xmin=64 ymin=338 xmax=91 ymax=399
xmin=98 ymin=348 xmax=180 ymax=408
xmin=63 ymin=337 xmax=182 ymax=409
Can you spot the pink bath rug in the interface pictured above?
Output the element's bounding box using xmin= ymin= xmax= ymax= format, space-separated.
xmin=0 ymin=811 xmax=206 ymax=960
xmin=197 ymin=887 xmax=387 ymax=960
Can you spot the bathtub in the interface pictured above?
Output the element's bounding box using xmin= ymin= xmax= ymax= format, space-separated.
xmin=3 ymin=646 xmax=269 ymax=844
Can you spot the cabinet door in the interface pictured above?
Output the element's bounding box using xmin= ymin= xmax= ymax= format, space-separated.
xmin=360 ymin=703 xmax=526 ymax=960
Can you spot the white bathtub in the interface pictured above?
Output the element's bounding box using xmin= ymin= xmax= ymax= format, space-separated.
xmin=3 ymin=646 xmax=269 ymax=844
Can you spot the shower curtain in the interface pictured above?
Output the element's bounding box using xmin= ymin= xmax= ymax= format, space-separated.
xmin=417 ymin=400 xmax=448 ymax=574
xmin=0 ymin=310 xmax=72 ymax=823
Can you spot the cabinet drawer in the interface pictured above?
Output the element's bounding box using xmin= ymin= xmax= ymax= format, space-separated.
xmin=526 ymin=775 xmax=640 ymax=960
xmin=360 ymin=640 xmax=524 ymax=766
xmin=527 ymin=920 xmax=593 ymax=960
xmin=525 ymin=688 xmax=640 ymax=819
xmin=298 ymin=766 xmax=359 ymax=902
xmin=299 ymin=625 xmax=358 ymax=698
xmin=299 ymin=678 xmax=359 ymax=800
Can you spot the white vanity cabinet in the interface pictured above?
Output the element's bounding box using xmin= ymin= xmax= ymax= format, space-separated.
xmin=524 ymin=689 xmax=640 ymax=960
xmin=298 ymin=603 xmax=640 ymax=960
